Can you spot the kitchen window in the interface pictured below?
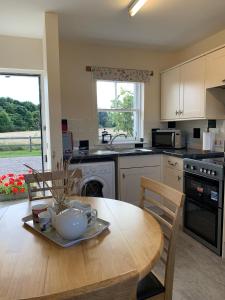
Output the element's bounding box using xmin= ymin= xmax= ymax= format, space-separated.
xmin=96 ymin=80 xmax=144 ymax=142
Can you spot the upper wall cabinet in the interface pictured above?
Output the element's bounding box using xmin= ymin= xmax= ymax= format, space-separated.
xmin=179 ymin=57 xmax=205 ymax=119
xmin=161 ymin=57 xmax=205 ymax=121
xmin=206 ymin=47 xmax=225 ymax=88
xmin=161 ymin=67 xmax=180 ymax=120
xmin=161 ymin=53 xmax=225 ymax=121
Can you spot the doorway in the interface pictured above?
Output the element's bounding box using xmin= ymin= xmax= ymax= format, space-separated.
xmin=0 ymin=73 xmax=44 ymax=177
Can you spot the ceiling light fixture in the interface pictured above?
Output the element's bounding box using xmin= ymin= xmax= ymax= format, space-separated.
xmin=128 ymin=0 xmax=148 ymax=17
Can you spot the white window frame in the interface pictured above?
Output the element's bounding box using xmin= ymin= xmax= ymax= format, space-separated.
xmin=96 ymin=80 xmax=144 ymax=143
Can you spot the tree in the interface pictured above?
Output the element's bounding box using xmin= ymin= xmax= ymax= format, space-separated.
xmin=0 ymin=97 xmax=40 ymax=132
xmin=110 ymin=88 xmax=134 ymax=136
xmin=32 ymin=111 xmax=40 ymax=130
xmin=0 ymin=110 xmax=13 ymax=132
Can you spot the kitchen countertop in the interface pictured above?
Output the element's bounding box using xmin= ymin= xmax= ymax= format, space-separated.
xmin=68 ymin=148 xmax=224 ymax=163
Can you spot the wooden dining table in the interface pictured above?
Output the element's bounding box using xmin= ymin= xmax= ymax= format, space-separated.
xmin=0 ymin=197 xmax=163 ymax=300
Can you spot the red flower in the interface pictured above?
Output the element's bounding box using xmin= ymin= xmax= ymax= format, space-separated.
xmin=20 ymin=188 xmax=25 ymax=193
xmin=4 ymin=182 xmax=9 ymax=187
xmin=28 ymin=170 xmax=33 ymax=174
xmin=18 ymin=175 xmax=24 ymax=180
xmin=1 ymin=175 xmax=6 ymax=180
xmin=12 ymin=187 xmax=19 ymax=193
xmin=8 ymin=174 xmax=14 ymax=177
xmin=9 ymin=178 xmax=15 ymax=184
xmin=17 ymin=181 xmax=23 ymax=186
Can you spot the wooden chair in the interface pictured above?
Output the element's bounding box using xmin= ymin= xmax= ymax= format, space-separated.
xmin=43 ymin=270 xmax=139 ymax=300
xmin=137 ymin=177 xmax=185 ymax=300
xmin=24 ymin=169 xmax=82 ymax=201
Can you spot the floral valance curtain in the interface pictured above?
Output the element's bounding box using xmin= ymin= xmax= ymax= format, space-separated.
xmin=88 ymin=66 xmax=153 ymax=82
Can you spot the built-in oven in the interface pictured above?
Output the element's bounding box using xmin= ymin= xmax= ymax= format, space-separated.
xmin=183 ymin=158 xmax=224 ymax=256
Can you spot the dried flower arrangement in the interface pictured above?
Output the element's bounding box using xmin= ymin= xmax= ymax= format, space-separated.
xmin=24 ymin=157 xmax=82 ymax=213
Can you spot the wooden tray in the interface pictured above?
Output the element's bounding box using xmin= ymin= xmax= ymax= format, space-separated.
xmin=22 ymin=215 xmax=110 ymax=247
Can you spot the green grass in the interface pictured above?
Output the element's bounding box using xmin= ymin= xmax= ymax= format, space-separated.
xmin=0 ymin=150 xmax=41 ymax=158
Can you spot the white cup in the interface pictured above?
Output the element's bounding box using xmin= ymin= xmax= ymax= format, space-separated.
xmin=38 ymin=211 xmax=51 ymax=231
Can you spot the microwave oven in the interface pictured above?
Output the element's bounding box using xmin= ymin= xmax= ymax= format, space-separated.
xmin=152 ymin=129 xmax=185 ymax=149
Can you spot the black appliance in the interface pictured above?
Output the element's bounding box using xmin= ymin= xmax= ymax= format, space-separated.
xmin=152 ymin=129 xmax=185 ymax=149
xmin=183 ymin=157 xmax=224 ymax=255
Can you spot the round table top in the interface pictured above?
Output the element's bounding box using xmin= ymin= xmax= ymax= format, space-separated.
xmin=0 ymin=197 xmax=163 ymax=300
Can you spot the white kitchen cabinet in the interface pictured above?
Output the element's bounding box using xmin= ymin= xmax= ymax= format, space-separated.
xmin=180 ymin=57 xmax=205 ymax=119
xmin=206 ymin=47 xmax=225 ymax=88
xmin=163 ymin=155 xmax=183 ymax=192
xmin=164 ymin=167 xmax=183 ymax=192
xmin=161 ymin=67 xmax=180 ymax=120
xmin=161 ymin=55 xmax=225 ymax=121
xmin=118 ymin=155 xmax=161 ymax=206
xmin=119 ymin=166 xmax=161 ymax=206
xmin=163 ymin=155 xmax=184 ymax=225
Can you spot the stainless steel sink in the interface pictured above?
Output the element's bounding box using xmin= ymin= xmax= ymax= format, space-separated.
xmin=91 ymin=150 xmax=118 ymax=155
xmin=91 ymin=148 xmax=153 ymax=155
xmin=114 ymin=148 xmax=153 ymax=154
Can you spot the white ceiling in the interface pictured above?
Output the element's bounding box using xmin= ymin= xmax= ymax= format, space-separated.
xmin=1 ymin=0 xmax=225 ymax=50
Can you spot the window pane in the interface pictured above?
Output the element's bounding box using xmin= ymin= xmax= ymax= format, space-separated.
xmin=97 ymin=81 xmax=136 ymax=110
xmin=116 ymin=82 xmax=135 ymax=109
xmin=97 ymin=81 xmax=115 ymax=109
xmin=98 ymin=111 xmax=135 ymax=138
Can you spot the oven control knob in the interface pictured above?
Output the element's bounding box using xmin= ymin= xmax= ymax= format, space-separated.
xmin=207 ymin=170 xmax=212 ymax=175
xmin=204 ymin=169 xmax=208 ymax=174
xmin=200 ymin=168 xmax=203 ymax=172
xmin=212 ymin=171 xmax=216 ymax=176
xmin=184 ymin=164 xmax=189 ymax=169
xmin=191 ymin=166 xmax=196 ymax=170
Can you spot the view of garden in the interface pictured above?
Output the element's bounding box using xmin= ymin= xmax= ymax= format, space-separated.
xmin=0 ymin=75 xmax=42 ymax=201
xmin=0 ymin=97 xmax=41 ymax=157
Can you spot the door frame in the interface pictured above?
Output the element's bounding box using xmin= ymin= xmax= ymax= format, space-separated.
xmin=0 ymin=68 xmax=45 ymax=172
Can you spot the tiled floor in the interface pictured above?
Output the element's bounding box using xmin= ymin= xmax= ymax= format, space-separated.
xmin=173 ymin=231 xmax=225 ymax=300
xmin=1 ymin=200 xmax=225 ymax=299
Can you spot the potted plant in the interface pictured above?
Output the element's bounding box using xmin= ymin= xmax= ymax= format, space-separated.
xmin=0 ymin=173 xmax=29 ymax=201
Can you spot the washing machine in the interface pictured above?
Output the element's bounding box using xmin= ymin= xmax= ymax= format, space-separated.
xmin=69 ymin=161 xmax=115 ymax=199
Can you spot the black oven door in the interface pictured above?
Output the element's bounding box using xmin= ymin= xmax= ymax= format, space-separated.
xmin=184 ymin=173 xmax=223 ymax=255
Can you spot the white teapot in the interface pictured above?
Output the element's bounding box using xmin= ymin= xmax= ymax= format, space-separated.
xmin=49 ymin=207 xmax=97 ymax=240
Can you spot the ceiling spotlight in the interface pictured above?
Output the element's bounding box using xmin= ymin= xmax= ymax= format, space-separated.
xmin=128 ymin=0 xmax=148 ymax=17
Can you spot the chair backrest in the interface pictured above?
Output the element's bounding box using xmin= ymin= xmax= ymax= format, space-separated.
xmin=53 ymin=270 xmax=139 ymax=300
xmin=140 ymin=176 xmax=185 ymax=300
xmin=24 ymin=169 xmax=82 ymax=201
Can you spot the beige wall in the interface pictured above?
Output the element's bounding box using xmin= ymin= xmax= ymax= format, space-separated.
xmin=59 ymin=40 xmax=177 ymax=146
xmin=175 ymin=28 xmax=225 ymax=64
xmin=0 ymin=35 xmax=43 ymax=70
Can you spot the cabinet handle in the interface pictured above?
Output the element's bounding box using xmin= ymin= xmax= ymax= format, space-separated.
xmin=222 ymin=79 xmax=225 ymax=82
xmin=175 ymin=110 xmax=179 ymax=115
xmin=178 ymin=176 xmax=182 ymax=181
xmin=179 ymin=110 xmax=183 ymax=115
xmin=168 ymin=160 xmax=178 ymax=167
xmin=122 ymin=173 xmax=125 ymax=179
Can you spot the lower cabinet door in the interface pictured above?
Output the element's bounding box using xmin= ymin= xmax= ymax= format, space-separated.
xmin=119 ymin=166 xmax=161 ymax=206
xmin=164 ymin=167 xmax=183 ymax=192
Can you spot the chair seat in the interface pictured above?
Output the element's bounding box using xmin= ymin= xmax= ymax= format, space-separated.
xmin=137 ymin=272 xmax=165 ymax=300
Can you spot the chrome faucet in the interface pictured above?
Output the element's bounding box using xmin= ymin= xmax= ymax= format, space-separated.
xmin=107 ymin=133 xmax=127 ymax=150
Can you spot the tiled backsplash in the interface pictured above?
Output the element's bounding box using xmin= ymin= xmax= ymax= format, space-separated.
xmin=176 ymin=120 xmax=225 ymax=151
